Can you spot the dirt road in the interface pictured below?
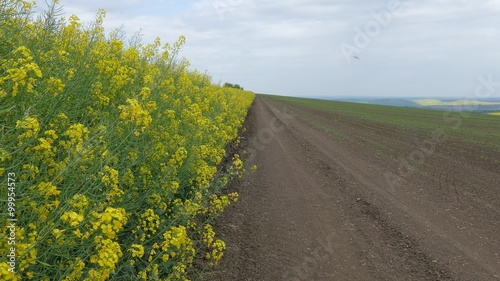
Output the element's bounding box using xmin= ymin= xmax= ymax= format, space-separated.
xmin=207 ymin=96 xmax=500 ymax=281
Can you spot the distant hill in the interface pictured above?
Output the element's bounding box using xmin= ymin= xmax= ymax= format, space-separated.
xmin=335 ymin=98 xmax=419 ymax=108
xmin=331 ymin=97 xmax=500 ymax=114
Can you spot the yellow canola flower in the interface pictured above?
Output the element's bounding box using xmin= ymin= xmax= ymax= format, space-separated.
xmin=32 ymin=182 xmax=60 ymax=199
xmin=129 ymin=244 xmax=145 ymax=258
xmin=15 ymin=242 xmax=37 ymax=271
xmin=34 ymin=138 xmax=52 ymax=153
xmin=100 ymin=166 xmax=123 ymax=202
xmin=0 ymin=263 xmax=21 ymax=281
xmin=69 ymin=194 xmax=89 ymax=210
xmin=61 ymin=211 xmax=84 ymax=227
xmin=206 ymin=239 xmax=226 ymax=266
xmin=43 ymin=129 xmax=58 ymax=142
xmin=228 ymin=192 xmax=239 ymax=202
xmin=92 ymin=207 xmax=127 ymax=239
xmin=0 ymin=144 xmax=9 ymax=159
xmin=140 ymin=87 xmax=151 ymax=100
xmin=89 ymin=237 xmax=122 ymax=280
xmin=136 ymin=209 xmax=160 ymax=241
xmin=52 ymin=228 xmax=65 ymax=239
xmin=46 ymin=76 xmax=65 ymax=96
xmin=65 ymin=123 xmax=89 ymax=141
xmin=62 ymin=258 xmax=85 ymax=281
xmin=122 ymin=168 xmax=134 ymax=187
xmin=208 ymin=194 xmax=232 ymax=216
xmin=1 ymin=46 xmax=43 ymax=96
xmin=60 ymin=123 xmax=89 ymax=153
xmin=161 ymin=225 xmax=190 ymax=251
xmin=118 ymin=98 xmax=152 ymax=131
xmin=16 ymin=116 xmax=40 ymax=140
xmin=203 ymin=224 xmax=215 ymax=246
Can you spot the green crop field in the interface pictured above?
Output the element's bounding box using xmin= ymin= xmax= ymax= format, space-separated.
xmin=262 ymin=95 xmax=500 ymax=151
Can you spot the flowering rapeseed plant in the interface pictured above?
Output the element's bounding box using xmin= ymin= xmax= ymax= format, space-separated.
xmin=0 ymin=1 xmax=254 ymax=280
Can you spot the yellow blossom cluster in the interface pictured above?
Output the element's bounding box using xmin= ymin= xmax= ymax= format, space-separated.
xmin=0 ymin=46 xmax=43 ymax=97
xmin=135 ymin=208 xmax=161 ymax=242
xmin=91 ymin=208 xmax=128 ymax=239
xmin=202 ymin=224 xmax=226 ymax=265
xmin=88 ymin=237 xmax=123 ymax=280
xmin=61 ymin=211 xmax=84 ymax=227
xmin=118 ymin=98 xmax=153 ymax=135
xmin=69 ymin=194 xmax=89 ymax=211
xmin=129 ymin=244 xmax=145 ymax=258
xmin=15 ymin=116 xmax=40 ymax=143
xmin=100 ymin=166 xmax=124 ymax=203
xmin=60 ymin=123 xmax=89 ymax=153
xmin=208 ymin=192 xmax=239 ymax=216
xmin=0 ymin=1 xmax=254 ymax=280
xmin=62 ymin=258 xmax=85 ymax=281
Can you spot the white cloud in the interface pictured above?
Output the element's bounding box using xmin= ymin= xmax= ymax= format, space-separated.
xmin=33 ymin=0 xmax=500 ymax=98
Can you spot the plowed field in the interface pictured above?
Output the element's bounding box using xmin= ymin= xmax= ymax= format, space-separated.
xmin=207 ymin=95 xmax=500 ymax=281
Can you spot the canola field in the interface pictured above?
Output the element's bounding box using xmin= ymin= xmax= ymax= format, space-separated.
xmin=0 ymin=1 xmax=255 ymax=280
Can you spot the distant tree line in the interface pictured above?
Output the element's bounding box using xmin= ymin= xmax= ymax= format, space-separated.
xmin=223 ymin=82 xmax=244 ymax=90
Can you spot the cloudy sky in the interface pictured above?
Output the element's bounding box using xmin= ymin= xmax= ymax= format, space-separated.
xmin=36 ymin=0 xmax=500 ymax=98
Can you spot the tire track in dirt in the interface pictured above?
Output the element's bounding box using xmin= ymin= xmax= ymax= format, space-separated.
xmin=207 ymin=96 xmax=500 ymax=281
